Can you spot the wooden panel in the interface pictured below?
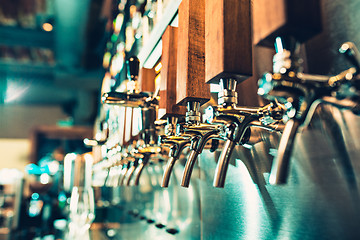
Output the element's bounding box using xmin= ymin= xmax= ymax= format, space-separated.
xmin=253 ymin=0 xmax=322 ymax=47
xmin=159 ymin=26 xmax=186 ymax=119
xmin=176 ymin=0 xmax=210 ymax=106
xmin=205 ymin=0 xmax=252 ymax=84
xmin=138 ymin=67 xmax=156 ymax=93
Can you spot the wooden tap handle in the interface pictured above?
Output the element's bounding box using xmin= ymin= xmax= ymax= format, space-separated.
xmin=138 ymin=67 xmax=156 ymax=93
xmin=205 ymin=0 xmax=252 ymax=84
xmin=253 ymin=0 xmax=322 ymax=47
xmin=176 ymin=0 xmax=210 ymax=106
xmin=159 ymin=26 xmax=186 ymax=119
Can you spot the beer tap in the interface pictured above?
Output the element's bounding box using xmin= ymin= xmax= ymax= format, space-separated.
xmin=258 ymin=38 xmax=360 ymax=185
xmin=253 ymin=0 xmax=325 ymax=184
xmin=116 ymin=141 xmax=140 ymax=186
xmin=210 ymin=84 xmax=284 ymax=188
xmin=125 ymin=150 xmax=141 ymax=186
xmin=166 ymin=0 xmax=213 ymax=188
xmin=153 ymin=25 xmax=191 ymax=188
xmin=133 ymin=144 xmax=161 ymax=186
xmin=102 ymin=56 xmax=160 ymax=186
xmin=84 ymin=119 xmax=109 ymax=147
xmin=179 ymin=104 xmax=223 ymax=187
xmin=184 ymin=0 xmax=284 ymax=188
xmin=119 ymin=152 xmax=132 ymax=186
xmin=159 ymin=117 xmax=190 ymax=188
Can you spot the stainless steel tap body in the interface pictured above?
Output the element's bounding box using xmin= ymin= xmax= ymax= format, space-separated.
xmin=258 ymin=39 xmax=360 ymax=185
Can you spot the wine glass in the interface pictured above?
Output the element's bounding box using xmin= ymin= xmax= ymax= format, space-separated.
xmin=67 ymin=186 xmax=95 ymax=239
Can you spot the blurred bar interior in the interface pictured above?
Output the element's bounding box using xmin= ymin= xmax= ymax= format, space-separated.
xmin=1 ymin=0 xmax=360 ymax=239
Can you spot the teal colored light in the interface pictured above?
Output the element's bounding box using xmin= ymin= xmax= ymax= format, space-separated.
xmin=31 ymin=193 xmax=40 ymax=200
xmin=111 ymin=34 xmax=118 ymax=43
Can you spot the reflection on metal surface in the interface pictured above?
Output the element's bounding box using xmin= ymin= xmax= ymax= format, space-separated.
xmin=238 ymin=161 xmax=261 ymax=240
xmin=199 ymin=104 xmax=360 ymax=239
xmin=259 ymin=38 xmax=360 ymax=185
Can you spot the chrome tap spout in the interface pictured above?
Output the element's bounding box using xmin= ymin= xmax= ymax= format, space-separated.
xmin=159 ymin=136 xmax=191 ymax=187
xmin=269 ymin=119 xmax=300 ymax=184
xmin=133 ymin=146 xmax=161 ymax=186
xmin=180 ymin=124 xmax=222 ymax=187
xmin=212 ymin=113 xmax=257 ymax=188
xmin=258 ymin=40 xmax=360 ymax=185
xmin=213 ymin=139 xmax=237 ymax=188
xmin=210 ymin=100 xmax=286 ymax=188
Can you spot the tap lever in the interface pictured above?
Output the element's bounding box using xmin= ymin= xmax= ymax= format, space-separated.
xmin=339 ymin=42 xmax=360 ymax=73
xmin=117 ymin=162 xmax=129 ymax=186
xmin=101 ymin=91 xmax=149 ymax=107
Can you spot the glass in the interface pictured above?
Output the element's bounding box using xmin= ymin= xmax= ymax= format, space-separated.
xmin=67 ymin=186 xmax=95 ymax=239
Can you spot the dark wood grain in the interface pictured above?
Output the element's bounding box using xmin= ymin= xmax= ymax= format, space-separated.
xmin=176 ymin=0 xmax=210 ymax=106
xmin=205 ymin=0 xmax=252 ymax=84
xmin=159 ymin=26 xmax=186 ymax=119
xmin=139 ymin=67 xmax=156 ymax=93
xmin=253 ymin=0 xmax=322 ymax=47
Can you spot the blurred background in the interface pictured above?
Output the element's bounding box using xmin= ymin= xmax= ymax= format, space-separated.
xmin=0 ymin=1 xmax=107 ymax=239
xmin=1 ymin=0 xmax=360 ymax=240
xmin=0 ymin=0 xmax=106 ymax=170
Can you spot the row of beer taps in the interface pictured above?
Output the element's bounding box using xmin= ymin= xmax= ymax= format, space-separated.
xmin=91 ymin=37 xmax=360 ymax=190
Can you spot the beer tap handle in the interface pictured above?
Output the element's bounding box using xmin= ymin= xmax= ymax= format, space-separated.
xmin=176 ymin=0 xmax=210 ymax=106
xmin=205 ymin=0 xmax=252 ymax=84
xmin=117 ymin=164 xmax=127 ymax=186
xmin=159 ymin=26 xmax=186 ymax=119
xmin=102 ymin=56 xmax=149 ymax=106
xmin=127 ymin=56 xmax=140 ymax=82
